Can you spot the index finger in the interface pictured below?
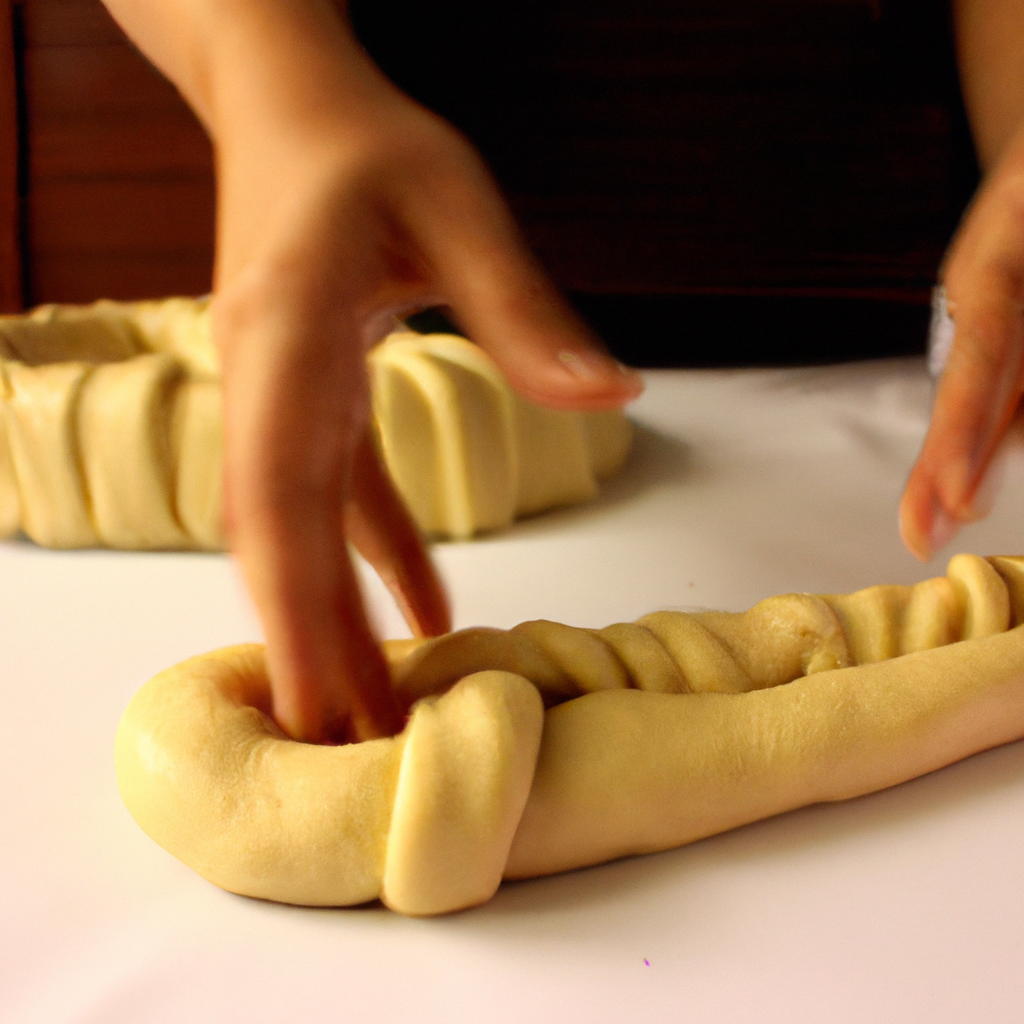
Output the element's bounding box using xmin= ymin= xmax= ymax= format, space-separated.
xmin=215 ymin=275 xmax=404 ymax=744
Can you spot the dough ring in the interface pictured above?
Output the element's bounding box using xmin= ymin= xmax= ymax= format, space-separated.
xmin=116 ymin=553 xmax=1024 ymax=916
xmin=0 ymin=298 xmax=631 ymax=547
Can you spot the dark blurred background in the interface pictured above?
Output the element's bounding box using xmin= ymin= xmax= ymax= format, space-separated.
xmin=1 ymin=0 xmax=979 ymax=366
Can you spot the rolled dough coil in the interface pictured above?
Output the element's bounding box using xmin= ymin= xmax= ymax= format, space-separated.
xmin=116 ymin=553 xmax=1024 ymax=915
xmin=370 ymin=331 xmax=631 ymax=538
xmin=0 ymin=298 xmax=221 ymax=548
xmin=0 ymin=299 xmax=631 ymax=548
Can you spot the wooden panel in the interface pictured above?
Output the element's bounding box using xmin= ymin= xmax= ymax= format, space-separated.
xmin=353 ymin=0 xmax=975 ymax=298
xmin=512 ymin=96 xmax=953 ymax=293
xmin=22 ymin=0 xmax=121 ymax=45
xmin=30 ymin=112 xmax=212 ymax=179
xmin=27 ymin=179 xmax=214 ymax=300
xmin=20 ymin=0 xmax=214 ymax=303
xmin=0 ymin=0 xmax=22 ymax=311
xmin=30 ymin=180 xmax=213 ymax=252
xmin=31 ymin=254 xmax=211 ymax=302
xmin=26 ymin=44 xmax=186 ymax=115
xmin=567 ymin=292 xmax=932 ymax=366
xmin=11 ymin=0 xmax=976 ymax=312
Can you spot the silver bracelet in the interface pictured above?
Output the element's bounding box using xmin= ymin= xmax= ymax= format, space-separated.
xmin=928 ymin=284 xmax=955 ymax=379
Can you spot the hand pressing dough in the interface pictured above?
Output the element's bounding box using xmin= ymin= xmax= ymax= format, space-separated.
xmin=0 ymin=299 xmax=631 ymax=548
xmin=116 ymin=553 xmax=1024 ymax=915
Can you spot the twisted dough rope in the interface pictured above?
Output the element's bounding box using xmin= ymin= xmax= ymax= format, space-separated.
xmin=116 ymin=553 xmax=1024 ymax=916
xmin=0 ymin=299 xmax=631 ymax=548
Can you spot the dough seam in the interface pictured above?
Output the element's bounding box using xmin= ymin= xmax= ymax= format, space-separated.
xmin=118 ymin=554 xmax=1024 ymax=914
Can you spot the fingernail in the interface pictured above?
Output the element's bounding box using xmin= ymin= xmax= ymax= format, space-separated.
xmin=556 ymin=350 xmax=605 ymax=379
xmin=557 ymin=350 xmax=643 ymax=391
xmin=929 ymin=505 xmax=961 ymax=557
xmin=617 ymin=361 xmax=645 ymax=391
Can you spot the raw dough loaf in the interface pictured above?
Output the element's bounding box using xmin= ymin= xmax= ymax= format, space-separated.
xmin=0 ymin=299 xmax=631 ymax=548
xmin=116 ymin=553 xmax=1024 ymax=915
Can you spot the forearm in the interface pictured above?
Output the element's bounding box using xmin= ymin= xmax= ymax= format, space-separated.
xmin=98 ymin=0 xmax=378 ymax=141
xmin=953 ymin=0 xmax=1024 ymax=170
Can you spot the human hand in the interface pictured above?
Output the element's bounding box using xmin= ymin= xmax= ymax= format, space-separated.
xmin=197 ymin=5 xmax=641 ymax=743
xmin=899 ymin=127 xmax=1024 ymax=561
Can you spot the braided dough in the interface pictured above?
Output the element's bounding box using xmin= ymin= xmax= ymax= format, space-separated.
xmin=0 ymin=298 xmax=630 ymax=547
xmin=116 ymin=553 xmax=1024 ymax=915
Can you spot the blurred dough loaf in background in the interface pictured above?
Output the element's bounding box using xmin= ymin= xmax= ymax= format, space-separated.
xmin=0 ymin=298 xmax=632 ymax=549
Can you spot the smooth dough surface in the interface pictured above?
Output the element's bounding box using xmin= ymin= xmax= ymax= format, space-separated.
xmin=0 ymin=300 xmax=631 ymax=547
xmin=117 ymin=554 xmax=1024 ymax=915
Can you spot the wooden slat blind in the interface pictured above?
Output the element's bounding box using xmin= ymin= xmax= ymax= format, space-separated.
xmin=20 ymin=0 xmax=214 ymax=304
xmin=0 ymin=0 xmax=21 ymax=311
xmin=2 ymin=0 xmax=977 ymax=315
xmin=353 ymin=0 xmax=976 ymax=300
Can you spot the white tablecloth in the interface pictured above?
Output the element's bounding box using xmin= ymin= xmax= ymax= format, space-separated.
xmin=4 ymin=358 xmax=1024 ymax=1023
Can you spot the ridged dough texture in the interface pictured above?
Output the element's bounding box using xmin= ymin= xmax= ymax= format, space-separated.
xmin=116 ymin=553 xmax=1024 ymax=915
xmin=0 ymin=298 xmax=631 ymax=548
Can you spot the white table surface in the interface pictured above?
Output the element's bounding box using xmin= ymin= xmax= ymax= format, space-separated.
xmin=4 ymin=357 xmax=1024 ymax=1023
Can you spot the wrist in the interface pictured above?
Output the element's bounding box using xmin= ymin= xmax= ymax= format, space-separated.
xmin=203 ymin=3 xmax=379 ymax=138
xmin=105 ymin=0 xmax=388 ymax=144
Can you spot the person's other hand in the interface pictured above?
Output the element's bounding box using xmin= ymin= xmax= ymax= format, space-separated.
xmin=900 ymin=127 xmax=1024 ymax=561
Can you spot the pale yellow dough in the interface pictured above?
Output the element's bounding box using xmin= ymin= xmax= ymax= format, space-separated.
xmin=116 ymin=553 xmax=1024 ymax=915
xmin=0 ymin=299 xmax=631 ymax=547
